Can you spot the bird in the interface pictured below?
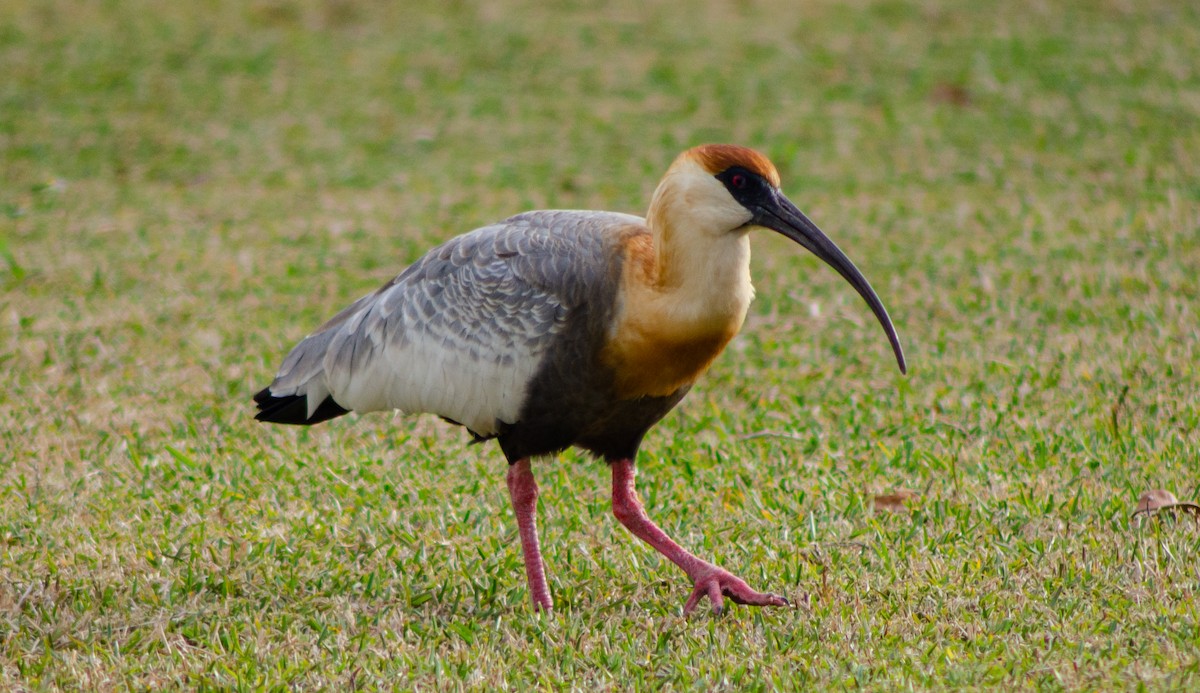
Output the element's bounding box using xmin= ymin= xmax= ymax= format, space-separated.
xmin=254 ymin=144 xmax=906 ymax=614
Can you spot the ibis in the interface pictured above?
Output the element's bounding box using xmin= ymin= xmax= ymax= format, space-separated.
xmin=255 ymin=145 xmax=906 ymax=614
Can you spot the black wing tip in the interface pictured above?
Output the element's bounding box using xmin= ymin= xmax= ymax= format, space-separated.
xmin=254 ymin=388 xmax=350 ymax=426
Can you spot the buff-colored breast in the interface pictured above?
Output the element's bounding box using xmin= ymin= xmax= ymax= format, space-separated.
xmin=601 ymin=233 xmax=746 ymax=399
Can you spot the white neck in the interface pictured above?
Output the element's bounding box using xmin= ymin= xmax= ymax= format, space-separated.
xmin=642 ymin=159 xmax=756 ymax=333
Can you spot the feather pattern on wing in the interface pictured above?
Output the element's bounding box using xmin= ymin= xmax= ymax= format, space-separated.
xmin=262 ymin=210 xmax=642 ymax=436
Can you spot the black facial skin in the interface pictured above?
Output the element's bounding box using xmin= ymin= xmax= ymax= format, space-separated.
xmin=715 ymin=166 xmax=775 ymax=211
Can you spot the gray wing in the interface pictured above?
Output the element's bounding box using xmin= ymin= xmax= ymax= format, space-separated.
xmin=262 ymin=210 xmax=643 ymax=435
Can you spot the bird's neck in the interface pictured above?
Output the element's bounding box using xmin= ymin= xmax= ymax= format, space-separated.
xmin=647 ymin=221 xmax=755 ymax=327
xmin=642 ymin=173 xmax=757 ymax=328
xmin=601 ymin=218 xmax=755 ymax=399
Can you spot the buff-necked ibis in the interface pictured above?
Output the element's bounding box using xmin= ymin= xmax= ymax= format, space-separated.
xmin=255 ymin=145 xmax=906 ymax=614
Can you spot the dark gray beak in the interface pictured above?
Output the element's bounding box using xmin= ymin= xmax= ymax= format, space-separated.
xmin=754 ymin=191 xmax=907 ymax=374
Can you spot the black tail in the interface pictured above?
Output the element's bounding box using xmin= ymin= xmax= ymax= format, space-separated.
xmin=254 ymin=387 xmax=350 ymax=426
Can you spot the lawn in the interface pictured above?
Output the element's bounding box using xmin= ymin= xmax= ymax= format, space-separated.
xmin=2 ymin=0 xmax=1199 ymax=688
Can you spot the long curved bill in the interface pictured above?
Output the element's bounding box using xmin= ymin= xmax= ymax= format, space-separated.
xmin=755 ymin=191 xmax=907 ymax=374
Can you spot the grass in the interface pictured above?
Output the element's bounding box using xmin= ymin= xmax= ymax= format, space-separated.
xmin=2 ymin=0 xmax=1199 ymax=688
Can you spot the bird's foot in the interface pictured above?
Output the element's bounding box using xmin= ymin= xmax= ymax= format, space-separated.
xmin=683 ymin=564 xmax=789 ymax=615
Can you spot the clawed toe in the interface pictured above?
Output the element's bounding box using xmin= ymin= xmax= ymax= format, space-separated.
xmin=683 ymin=567 xmax=790 ymax=615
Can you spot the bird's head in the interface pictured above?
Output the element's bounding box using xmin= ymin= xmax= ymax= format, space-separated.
xmin=652 ymin=144 xmax=907 ymax=374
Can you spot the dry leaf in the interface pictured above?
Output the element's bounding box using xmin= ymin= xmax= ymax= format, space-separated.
xmin=930 ymin=82 xmax=971 ymax=107
xmin=1130 ymin=488 xmax=1200 ymax=525
xmin=1135 ymin=489 xmax=1178 ymax=513
xmin=873 ymin=489 xmax=918 ymax=512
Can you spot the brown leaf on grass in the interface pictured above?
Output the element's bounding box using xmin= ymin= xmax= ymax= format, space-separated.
xmin=930 ymin=82 xmax=971 ymax=107
xmin=1136 ymin=489 xmax=1178 ymax=512
xmin=873 ymin=489 xmax=918 ymax=512
xmin=1130 ymin=489 xmax=1200 ymax=525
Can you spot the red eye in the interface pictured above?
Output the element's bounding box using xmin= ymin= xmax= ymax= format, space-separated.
xmin=731 ymin=174 xmax=747 ymax=188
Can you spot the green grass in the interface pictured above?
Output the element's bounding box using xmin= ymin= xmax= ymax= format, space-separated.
xmin=2 ymin=0 xmax=1199 ymax=688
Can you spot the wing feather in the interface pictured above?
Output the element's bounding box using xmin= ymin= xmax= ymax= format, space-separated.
xmin=261 ymin=211 xmax=643 ymax=435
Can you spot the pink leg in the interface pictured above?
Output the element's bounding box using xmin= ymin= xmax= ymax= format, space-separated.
xmin=610 ymin=458 xmax=789 ymax=615
xmin=507 ymin=458 xmax=553 ymax=612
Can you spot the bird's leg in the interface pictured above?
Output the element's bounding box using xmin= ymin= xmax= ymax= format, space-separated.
xmin=506 ymin=458 xmax=553 ymax=612
xmin=610 ymin=458 xmax=789 ymax=615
